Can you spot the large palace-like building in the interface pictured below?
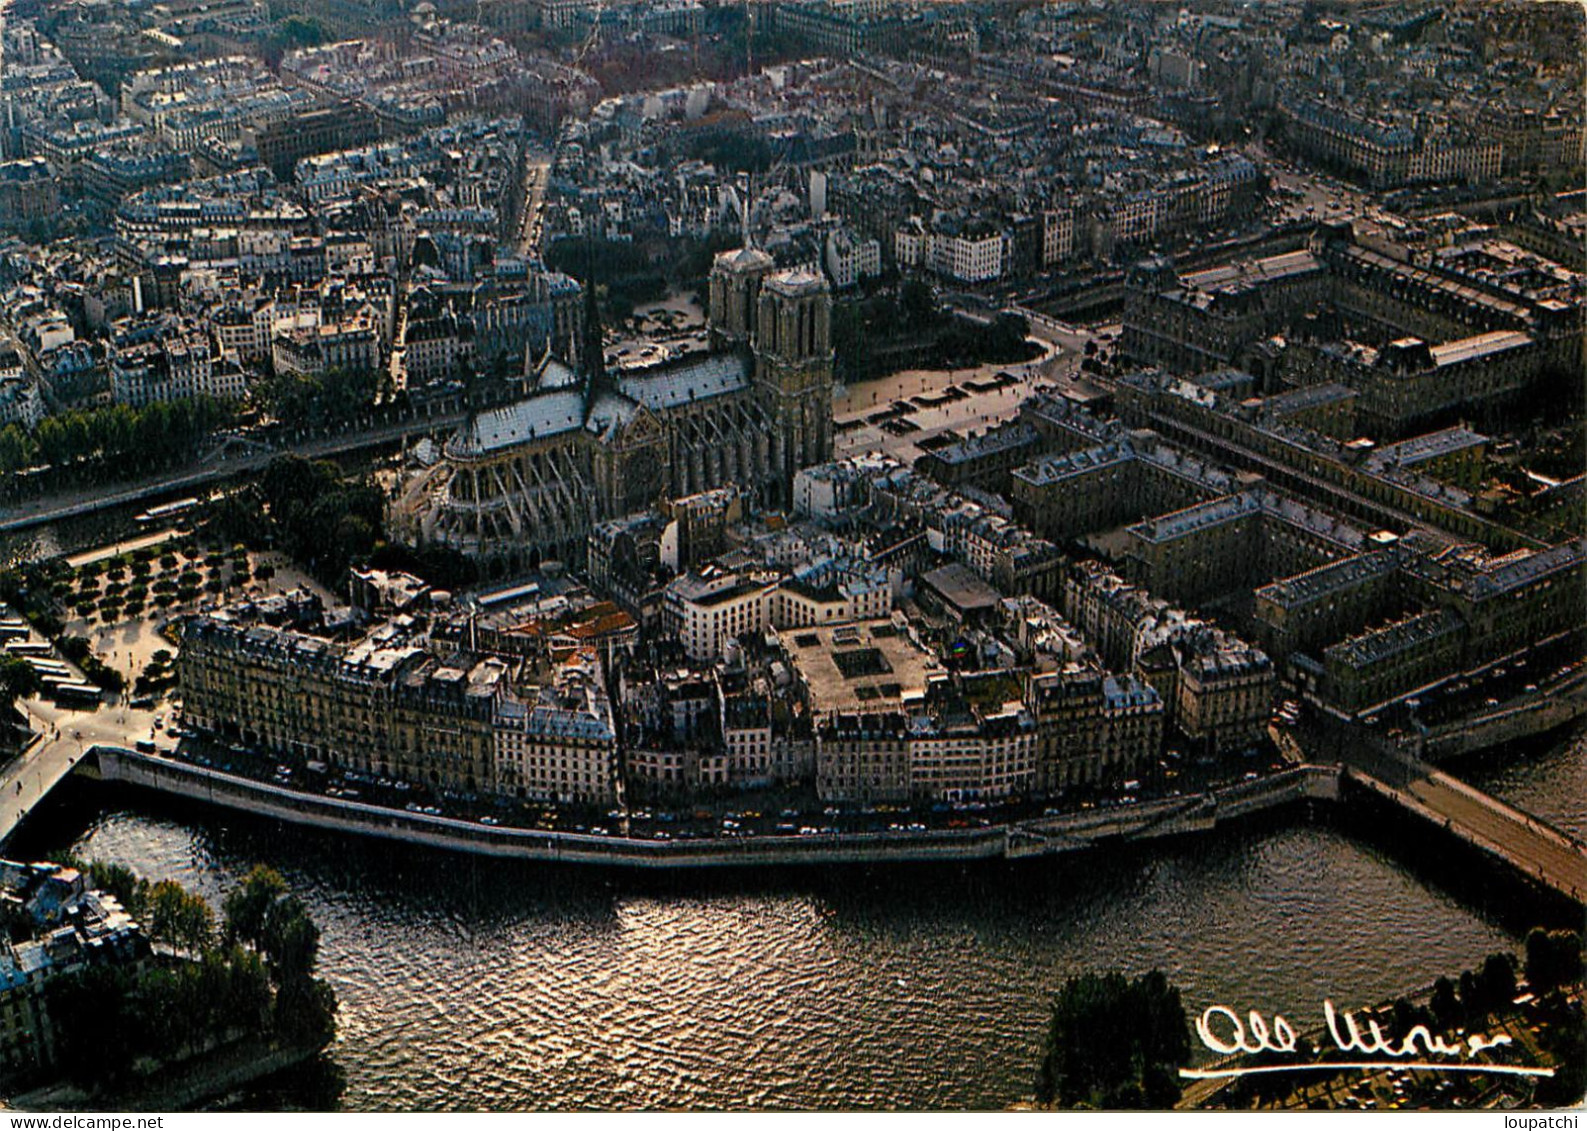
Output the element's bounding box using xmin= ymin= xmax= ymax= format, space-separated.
xmin=394 ymin=246 xmax=834 ymax=570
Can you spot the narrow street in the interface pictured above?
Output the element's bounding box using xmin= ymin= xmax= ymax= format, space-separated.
xmin=516 ymin=153 xmax=552 ymax=259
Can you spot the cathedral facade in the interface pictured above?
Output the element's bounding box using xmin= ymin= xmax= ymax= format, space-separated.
xmin=392 ymin=249 xmax=834 ymax=571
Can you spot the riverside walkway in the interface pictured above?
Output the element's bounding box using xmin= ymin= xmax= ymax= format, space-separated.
xmin=1 ymin=680 xmax=1579 ymax=899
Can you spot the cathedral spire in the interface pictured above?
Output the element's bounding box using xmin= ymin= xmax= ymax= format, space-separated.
xmin=742 ymin=171 xmax=754 ymax=251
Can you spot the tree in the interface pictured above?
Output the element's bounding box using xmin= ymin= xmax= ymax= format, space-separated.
xmin=0 ymin=423 xmax=31 ymax=475
xmin=0 ymin=655 xmax=41 ymax=710
xmin=56 ymin=635 xmax=90 ymax=663
xmin=81 ymin=860 xmax=148 ymax=917
xmin=1478 ymin=952 xmax=1518 ymax=1011
xmin=148 ymin=879 xmax=215 ymax=953
xmin=1034 ymin=970 xmax=1191 ymax=1109
xmin=225 ymin=865 xmax=320 ymax=980
xmin=277 ymin=14 xmax=324 ymax=44
xmin=45 ymin=965 xmax=140 ymax=1085
xmin=224 ymin=865 xmax=291 ymax=948
xmin=1430 ymin=975 xmax=1462 ymax=1030
xmin=251 ymin=456 xmax=386 ymax=584
xmin=1457 ymin=970 xmax=1479 ymax=1016
xmin=261 ymin=903 xmax=321 ymax=984
xmin=223 ymin=864 xmax=338 ymax=1052
xmin=1534 ymin=995 xmax=1587 ymax=1107
xmin=273 ymin=972 xmax=338 ymax=1047
xmin=900 ymin=277 xmax=935 ymax=329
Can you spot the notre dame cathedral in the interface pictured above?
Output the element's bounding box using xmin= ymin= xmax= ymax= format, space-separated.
xmin=392 ymin=245 xmax=835 ymax=571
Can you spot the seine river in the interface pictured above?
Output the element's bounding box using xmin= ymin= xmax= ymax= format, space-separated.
xmin=14 ymin=728 xmax=1579 ymax=1111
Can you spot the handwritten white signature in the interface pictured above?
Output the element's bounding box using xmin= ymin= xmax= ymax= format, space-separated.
xmin=1179 ymin=1001 xmax=1554 ymax=1080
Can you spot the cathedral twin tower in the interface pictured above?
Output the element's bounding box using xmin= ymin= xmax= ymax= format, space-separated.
xmin=708 ymin=244 xmax=836 ymax=492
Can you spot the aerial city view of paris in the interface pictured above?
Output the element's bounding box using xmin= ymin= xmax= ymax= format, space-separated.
xmin=0 ymin=0 xmax=1581 ymax=1115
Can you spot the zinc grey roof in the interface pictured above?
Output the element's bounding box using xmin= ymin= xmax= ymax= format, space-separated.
xmin=584 ymin=391 xmax=640 ymax=440
xmin=617 ymin=353 xmax=749 ymax=411
xmin=447 ymin=389 xmax=588 ymax=457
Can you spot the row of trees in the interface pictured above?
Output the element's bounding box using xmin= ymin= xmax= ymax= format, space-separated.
xmin=0 ymin=564 xmax=121 ymax=691
xmin=831 ymin=279 xmax=936 ymax=381
xmin=80 ymin=861 xmax=215 ymax=953
xmin=545 ymin=237 xmax=672 ymax=327
xmin=1525 ymin=927 xmax=1585 ymax=992
xmin=1427 ymin=951 xmax=1523 ymax=1033
xmin=56 ymin=633 xmax=126 ymax=693
xmin=1213 ymin=937 xmax=1584 ymax=1108
xmin=48 ymin=947 xmax=275 ymax=1084
xmin=0 ymin=397 xmax=237 ymax=480
xmin=832 ymin=279 xmax=1037 ymax=381
xmin=935 ymin=312 xmax=1037 ymax=369
xmin=46 ymin=864 xmax=338 ymax=1093
xmin=223 ymin=866 xmax=339 ymax=1048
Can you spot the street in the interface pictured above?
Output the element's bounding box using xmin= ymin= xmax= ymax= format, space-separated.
xmin=516 ymin=154 xmax=552 ymax=258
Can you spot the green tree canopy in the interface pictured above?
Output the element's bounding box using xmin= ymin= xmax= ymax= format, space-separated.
xmin=1526 ymin=928 xmax=1584 ymax=993
xmin=223 ymin=864 xmax=338 ymax=1051
xmin=148 ymin=879 xmax=216 ymax=953
xmin=251 ymin=455 xmax=386 ymax=583
xmin=0 ymin=654 xmax=41 ymax=710
xmin=1035 ymin=969 xmax=1191 ymax=1109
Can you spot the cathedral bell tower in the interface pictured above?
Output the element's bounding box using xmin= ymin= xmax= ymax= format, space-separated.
xmin=752 ymin=267 xmax=834 ymax=507
xmin=707 ymin=244 xmax=775 ymax=352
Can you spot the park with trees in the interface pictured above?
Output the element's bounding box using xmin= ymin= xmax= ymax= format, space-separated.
xmin=201 ymin=454 xmax=477 ymax=591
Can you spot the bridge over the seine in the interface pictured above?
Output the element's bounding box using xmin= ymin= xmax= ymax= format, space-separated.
xmin=1314 ymin=720 xmax=1586 ymax=910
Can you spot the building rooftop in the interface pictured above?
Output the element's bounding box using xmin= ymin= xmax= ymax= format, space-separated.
xmin=1127 ymin=491 xmax=1260 ymax=544
xmin=926 ymin=421 xmax=1040 ymax=465
xmin=1428 ymin=330 xmax=1534 ymax=368
xmin=1261 ymin=382 xmax=1358 ymax=417
xmin=1325 ymin=607 xmax=1464 ymax=670
xmin=921 ymin=561 xmax=1001 ymax=615
xmin=1180 ymin=248 xmax=1321 ymax=295
xmin=618 ymin=353 xmax=750 ymax=412
xmin=447 ymin=389 xmax=589 ymax=457
xmin=783 ymin=619 xmax=940 ymax=718
xmin=1013 ymin=440 xmax=1134 ymax=487
xmin=1367 ymin=427 xmax=1489 ymax=468
xmin=1255 ymin=549 xmax=1398 ymax=610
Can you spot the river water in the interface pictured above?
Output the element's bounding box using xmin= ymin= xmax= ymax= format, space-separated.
xmin=16 ymin=726 xmax=1579 ymax=1111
